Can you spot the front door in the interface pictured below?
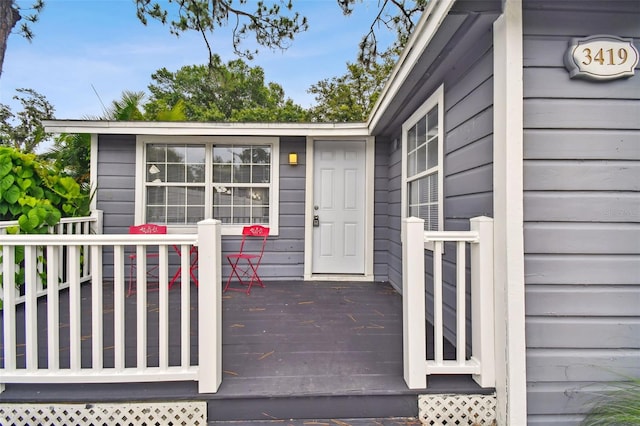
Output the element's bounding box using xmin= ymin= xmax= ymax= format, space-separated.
xmin=312 ymin=140 xmax=366 ymax=274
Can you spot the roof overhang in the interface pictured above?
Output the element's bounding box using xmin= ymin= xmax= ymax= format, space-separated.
xmin=43 ymin=120 xmax=370 ymax=138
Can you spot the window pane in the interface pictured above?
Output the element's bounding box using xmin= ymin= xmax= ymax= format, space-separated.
xmin=253 ymin=165 xmax=270 ymax=183
xmin=166 ymin=206 xmax=185 ymax=224
xmin=147 ymin=187 xmax=165 ymax=205
xmin=253 ymin=147 xmax=271 ymax=164
xmin=213 ymin=206 xmax=231 ymax=223
xmin=427 ymin=139 xmax=438 ymax=169
xmin=166 ymin=146 xmax=185 ymax=163
xmin=416 ymin=117 xmax=427 ymax=145
xmin=408 ymin=125 xmax=417 ymax=151
xmin=167 ymin=164 xmax=185 ymax=182
xmin=213 ymin=146 xmax=233 ymax=164
xmin=417 ymin=145 xmax=427 ymax=174
xmin=427 ymin=107 xmax=438 ymax=139
xmin=147 ymin=164 xmax=165 ymax=182
xmin=187 ymin=164 xmax=205 ymax=183
xmin=186 ymin=146 xmax=205 ymax=163
xmin=251 ymin=188 xmax=269 ymax=203
xmin=234 ymin=206 xmax=251 ymax=223
xmin=167 ymin=187 xmax=185 ymax=205
xmin=187 ymin=187 xmax=205 ymax=205
xmin=147 ymin=145 xmax=166 ymax=162
xmin=235 ymin=165 xmax=251 ymax=183
xmin=187 ymin=206 xmax=205 ymax=222
xmin=147 ymin=206 xmax=165 ymax=223
xmin=213 ymin=165 xmax=232 ymax=183
xmin=408 ymin=151 xmax=416 ymax=176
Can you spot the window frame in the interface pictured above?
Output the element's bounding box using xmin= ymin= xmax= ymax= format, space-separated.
xmin=401 ymin=85 xmax=444 ymax=235
xmin=135 ymin=135 xmax=279 ymax=236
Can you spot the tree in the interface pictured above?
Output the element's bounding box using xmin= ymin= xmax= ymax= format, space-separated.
xmin=144 ymin=56 xmax=309 ymax=122
xmin=338 ymin=0 xmax=428 ymax=66
xmin=0 ymin=0 xmax=45 ymax=78
xmin=308 ymin=1 xmax=427 ymax=122
xmin=135 ymin=0 xmax=308 ymax=66
xmin=0 ymin=88 xmax=54 ymax=153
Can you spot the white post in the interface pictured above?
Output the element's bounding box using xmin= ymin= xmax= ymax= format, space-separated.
xmin=470 ymin=216 xmax=495 ymax=387
xmin=197 ymin=219 xmax=222 ymax=393
xmin=91 ymin=210 xmax=104 ymax=234
xmin=402 ymin=217 xmax=427 ymax=389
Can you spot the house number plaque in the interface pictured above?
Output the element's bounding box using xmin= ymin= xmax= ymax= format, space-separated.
xmin=564 ymin=35 xmax=638 ymax=81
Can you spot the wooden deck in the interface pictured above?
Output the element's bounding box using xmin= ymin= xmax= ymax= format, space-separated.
xmin=1 ymin=280 xmax=489 ymax=422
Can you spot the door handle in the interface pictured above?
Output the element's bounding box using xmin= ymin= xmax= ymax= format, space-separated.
xmin=313 ymin=215 xmax=320 ymax=227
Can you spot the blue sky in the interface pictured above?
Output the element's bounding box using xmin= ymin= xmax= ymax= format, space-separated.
xmin=0 ymin=0 xmax=394 ymax=120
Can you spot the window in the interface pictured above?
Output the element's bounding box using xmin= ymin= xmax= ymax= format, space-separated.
xmin=402 ymin=85 xmax=443 ymax=231
xmin=136 ymin=136 xmax=279 ymax=235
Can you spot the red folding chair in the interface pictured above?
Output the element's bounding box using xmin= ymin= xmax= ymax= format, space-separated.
xmin=128 ymin=224 xmax=198 ymax=296
xmin=224 ymin=225 xmax=269 ymax=295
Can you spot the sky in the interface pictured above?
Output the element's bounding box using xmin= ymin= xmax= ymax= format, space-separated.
xmin=0 ymin=0 xmax=395 ymax=120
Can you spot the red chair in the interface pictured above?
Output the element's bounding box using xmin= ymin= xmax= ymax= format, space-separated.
xmin=127 ymin=224 xmax=198 ymax=296
xmin=224 ymin=225 xmax=269 ymax=295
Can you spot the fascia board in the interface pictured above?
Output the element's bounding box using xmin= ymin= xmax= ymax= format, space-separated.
xmin=43 ymin=120 xmax=370 ymax=137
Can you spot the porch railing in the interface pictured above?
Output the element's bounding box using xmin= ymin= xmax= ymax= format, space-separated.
xmin=402 ymin=216 xmax=495 ymax=389
xmin=0 ymin=211 xmax=103 ymax=303
xmin=0 ymin=219 xmax=222 ymax=394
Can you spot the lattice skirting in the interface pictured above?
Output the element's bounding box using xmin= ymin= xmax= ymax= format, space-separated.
xmin=419 ymin=393 xmax=497 ymax=425
xmin=0 ymin=401 xmax=207 ymax=426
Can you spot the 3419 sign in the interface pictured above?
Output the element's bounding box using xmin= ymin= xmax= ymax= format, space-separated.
xmin=564 ymin=35 xmax=638 ymax=81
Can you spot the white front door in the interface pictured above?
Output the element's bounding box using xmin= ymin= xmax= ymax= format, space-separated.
xmin=311 ymin=140 xmax=366 ymax=274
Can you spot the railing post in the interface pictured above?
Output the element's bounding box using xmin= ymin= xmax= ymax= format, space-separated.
xmin=91 ymin=210 xmax=104 ymax=234
xmin=197 ymin=219 xmax=222 ymax=393
xmin=402 ymin=217 xmax=427 ymax=389
xmin=470 ymin=216 xmax=495 ymax=387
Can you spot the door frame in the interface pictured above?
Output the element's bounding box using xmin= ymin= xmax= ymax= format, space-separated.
xmin=303 ymin=136 xmax=375 ymax=281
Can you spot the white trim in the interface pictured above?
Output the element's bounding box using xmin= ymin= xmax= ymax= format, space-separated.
xmin=303 ymin=136 xmax=375 ymax=281
xmin=44 ymin=120 xmax=369 ymax=137
xmin=368 ymin=0 xmax=457 ymax=132
xmin=493 ymin=1 xmax=528 ymax=424
xmin=401 ymin=85 xmax=445 ymax=243
xmin=90 ymin=134 xmax=98 ymax=211
xmin=134 ymin=135 xmax=280 ymax=236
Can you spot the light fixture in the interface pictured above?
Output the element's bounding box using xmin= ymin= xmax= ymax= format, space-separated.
xmin=288 ymin=152 xmax=298 ymax=166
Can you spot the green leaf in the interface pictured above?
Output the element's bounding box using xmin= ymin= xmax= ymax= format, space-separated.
xmin=0 ymin=155 xmax=12 ymax=178
xmin=3 ymin=185 xmax=21 ymax=204
xmin=9 ymin=203 xmax=22 ymax=216
xmin=0 ymin=174 xmax=14 ymax=191
xmin=18 ymin=178 xmax=32 ymax=191
xmin=18 ymin=213 xmax=39 ymax=232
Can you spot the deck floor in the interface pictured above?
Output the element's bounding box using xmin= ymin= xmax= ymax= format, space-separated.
xmin=1 ymin=280 xmax=485 ymax=420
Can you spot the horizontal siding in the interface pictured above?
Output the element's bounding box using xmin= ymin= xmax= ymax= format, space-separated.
xmin=526 ymin=348 xmax=640 ymax=382
xmin=525 ymin=161 xmax=640 ymax=191
xmin=524 ymin=192 xmax=638 ymax=222
xmin=525 ymin=255 xmax=639 ymax=285
xmin=522 ymin=2 xmax=640 ymax=424
xmin=525 ymin=223 xmax=640 ymax=254
xmin=526 ymin=286 xmax=640 ymax=317
xmin=524 ymin=130 xmax=640 ymax=160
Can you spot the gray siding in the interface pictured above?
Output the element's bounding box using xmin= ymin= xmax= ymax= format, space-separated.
xmin=522 ymin=2 xmax=640 ymax=424
xmin=382 ymin=24 xmax=495 ymax=349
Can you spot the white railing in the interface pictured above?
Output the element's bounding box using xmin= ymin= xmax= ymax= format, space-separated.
xmin=402 ymin=216 xmax=495 ymax=389
xmin=0 ymin=219 xmax=222 ymax=394
xmin=0 ymin=211 xmax=103 ymax=303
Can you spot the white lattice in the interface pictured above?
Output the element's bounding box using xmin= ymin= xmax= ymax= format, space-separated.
xmin=419 ymin=393 xmax=497 ymax=425
xmin=0 ymin=401 xmax=206 ymax=426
